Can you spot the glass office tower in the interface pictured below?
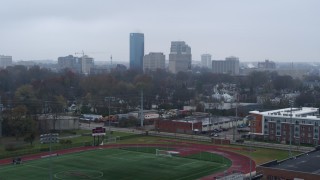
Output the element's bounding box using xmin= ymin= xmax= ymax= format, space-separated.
xmin=130 ymin=33 xmax=144 ymax=71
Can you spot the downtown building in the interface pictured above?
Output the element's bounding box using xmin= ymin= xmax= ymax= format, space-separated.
xmin=58 ymin=55 xmax=81 ymax=73
xmin=130 ymin=33 xmax=144 ymax=71
xmin=258 ymin=59 xmax=276 ymax=69
xmin=143 ymin=52 xmax=165 ymax=72
xmin=250 ymin=107 xmax=320 ymax=145
xmin=58 ymin=55 xmax=94 ymax=75
xmin=168 ymin=41 xmax=192 ymax=74
xmin=212 ymin=56 xmax=239 ymax=75
xmin=0 ymin=55 xmax=13 ymax=68
xmin=201 ymin=54 xmax=212 ymax=69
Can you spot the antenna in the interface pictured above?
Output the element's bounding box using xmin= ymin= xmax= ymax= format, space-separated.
xmin=110 ymin=55 xmax=113 ymax=66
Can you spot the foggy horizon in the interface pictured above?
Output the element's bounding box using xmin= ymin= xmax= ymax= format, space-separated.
xmin=1 ymin=0 xmax=319 ymax=62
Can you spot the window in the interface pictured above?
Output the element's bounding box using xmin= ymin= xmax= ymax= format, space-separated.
xmin=315 ymin=122 xmax=319 ymax=126
xmin=276 ymin=132 xmax=280 ymax=136
xmin=295 ymin=121 xmax=299 ymax=125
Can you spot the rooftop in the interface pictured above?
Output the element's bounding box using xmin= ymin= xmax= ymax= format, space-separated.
xmin=250 ymin=107 xmax=319 ymax=119
xmin=261 ymin=149 xmax=320 ymax=175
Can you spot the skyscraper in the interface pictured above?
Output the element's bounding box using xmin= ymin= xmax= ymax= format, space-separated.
xmin=58 ymin=55 xmax=80 ymax=73
xmin=0 ymin=55 xmax=12 ymax=68
xmin=168 ymin=41 xmax=192 ymax=74
xmin=79 ymin=55 xmax=94 ymax=75
xmin=130 ymin=33 xmax=144 ymax=71
xmin=212 ymin=56 xmax=240 ymax=75
xmin=201 ymin=54 xmax=212 ymax=69
xmin=143 ymin=52 xmax=165 ymax=72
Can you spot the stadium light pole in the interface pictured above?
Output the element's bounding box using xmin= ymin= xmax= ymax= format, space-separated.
xmin=289 ymin=100 xmax=293 ymax=158
xmin=105 ymin=97 xmax=113 ymax=135
xmin=0 ymin=96 xmax=3 ymax=141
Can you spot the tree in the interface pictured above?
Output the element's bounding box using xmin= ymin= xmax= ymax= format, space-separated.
xmin=14 ymin=85 xmax=40 ymax=115
xmin=7 ymin=105 xmax=36 ymax=140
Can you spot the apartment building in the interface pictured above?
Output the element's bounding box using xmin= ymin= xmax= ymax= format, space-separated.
xmin=250 ymin=107 xmax=320 ymax=145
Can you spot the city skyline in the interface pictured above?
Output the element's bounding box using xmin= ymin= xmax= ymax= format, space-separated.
xmin=0 ymin=0 xmax=319 ymax=62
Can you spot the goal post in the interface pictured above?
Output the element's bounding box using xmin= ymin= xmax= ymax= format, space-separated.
xmin=156 ymin=149 xmax=179 ymax=157
xmin=156 ymin=149 xmax=172 ymax=157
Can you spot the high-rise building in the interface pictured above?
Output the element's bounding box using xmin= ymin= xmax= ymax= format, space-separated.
xmin=0 ymin=55 xmax=12 ymax=68
xmin=212 ymin=56 xmax=239 ymax=75
xmin=79 ymin=55 xmax=94 ymax=75
xmin=201 ymin=54 xmax=212 ymax=69
xmin=130 ymin=33 xmax=144 ymax=71
xmin=143 ymin=52 xmax=165 ymax=72
xmin=58 ymin=55 xmax=80 ymax=72
xmin=258 ymin=59 xmax=276 ymax=69
xmin=168 ymin=41 xmax=192 ymax=74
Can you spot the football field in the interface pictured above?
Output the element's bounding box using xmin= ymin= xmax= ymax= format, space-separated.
xmin=0 ymin=148 xmax=231 ymax=180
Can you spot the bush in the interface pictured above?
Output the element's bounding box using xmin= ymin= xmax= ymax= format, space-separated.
xmin=4 ymin=143 xmax=29 ymax=151
xmin=60 ymin=139 xmax=72 ymax=144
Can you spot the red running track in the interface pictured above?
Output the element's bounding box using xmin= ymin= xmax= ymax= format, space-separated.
xmin=0 ymin=142 xmax=255 ymax=179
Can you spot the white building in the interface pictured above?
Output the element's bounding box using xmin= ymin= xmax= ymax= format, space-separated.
xmin=0 ymin=55 xmax=13 ymax=68
xmin=79 ymin=55 xmax=94 ymax=75
xmin=212 ymin=56 xmax=240 ymax=75
xmin=143 ymin=52 xmax=165 ymax=72
xmin=201 ymin=54 xmax=212 ymax=69
xmin=169 ymin=41 xmax=192 ymax=74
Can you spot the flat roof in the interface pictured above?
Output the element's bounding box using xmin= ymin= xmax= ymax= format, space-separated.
xmin=266 ymin=150 xmax=320 ymax=174
xmin=250 ymin=107 xmax=319 ymax=119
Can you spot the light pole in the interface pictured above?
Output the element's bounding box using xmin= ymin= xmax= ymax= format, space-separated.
xmin=40 ymin=133 xmax=59 ymax=180
xmin=289 ymin=100 xmax=293 ymax=158
xmin=0 ymin=96 xmax=3 ymax=140
xmin=105 ymin=97 xmax=113 ymax=135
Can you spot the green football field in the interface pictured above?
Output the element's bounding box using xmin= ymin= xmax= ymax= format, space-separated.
xmin=0 ymin=148 xmax=231 ymax=180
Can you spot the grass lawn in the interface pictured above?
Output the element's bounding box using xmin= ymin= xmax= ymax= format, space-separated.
xmin=223 ymin=146 xmax=302 ymax=165
xmin=0 ymin=148 xmax=230 ymax=180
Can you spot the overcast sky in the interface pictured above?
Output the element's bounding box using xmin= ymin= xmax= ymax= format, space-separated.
xmin=0 ymin=0 xmax=319 ymax=62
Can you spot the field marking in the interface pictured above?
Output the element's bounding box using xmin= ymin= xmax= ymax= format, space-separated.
xmin=177 ymin=161 xmax=199 ymax=167
xmin=54 ymin=170 xmax=103 ymax=180
xmin=23 ymin=164 xmax=48 ymax=170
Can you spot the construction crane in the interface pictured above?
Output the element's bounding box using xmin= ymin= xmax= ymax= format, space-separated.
xmin=75 ymin=50 xmax=85 ymax=57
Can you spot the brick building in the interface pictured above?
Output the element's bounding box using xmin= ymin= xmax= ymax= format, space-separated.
xmin=257 ymin=148 xmax=320 ymax=180
xmin=155 ymin=120 xmax=202 ymax=134
xmin=250 ymin=107 xmax=320 ymax=145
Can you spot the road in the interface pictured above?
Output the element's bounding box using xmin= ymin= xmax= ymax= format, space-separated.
xmin=79 ymin=122 xmax=314 ymax=152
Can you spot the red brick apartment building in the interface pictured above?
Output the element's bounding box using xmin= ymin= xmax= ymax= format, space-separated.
xmin=250 ymin=107 xmax=320 ymax=145
xmin=257 ymin=148 xmax=320 ymax=180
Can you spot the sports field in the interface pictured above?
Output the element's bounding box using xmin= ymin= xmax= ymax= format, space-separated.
xmin=0 ymin=148 xmax=231 ymax=180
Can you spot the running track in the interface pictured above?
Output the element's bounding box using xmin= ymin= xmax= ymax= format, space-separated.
xmin=0 ymin=141 xmax=255 ymax=179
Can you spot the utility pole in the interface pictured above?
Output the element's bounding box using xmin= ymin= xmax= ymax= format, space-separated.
xmin=105 ymin=97 xmax=113 ymax=135
xmin=233 ymin=91 xmax=238 ymax=141
xmin=0 ymin=96 xmax=3 ymax=140
xmin=140 ymin=90 xmax=144 ymax=127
